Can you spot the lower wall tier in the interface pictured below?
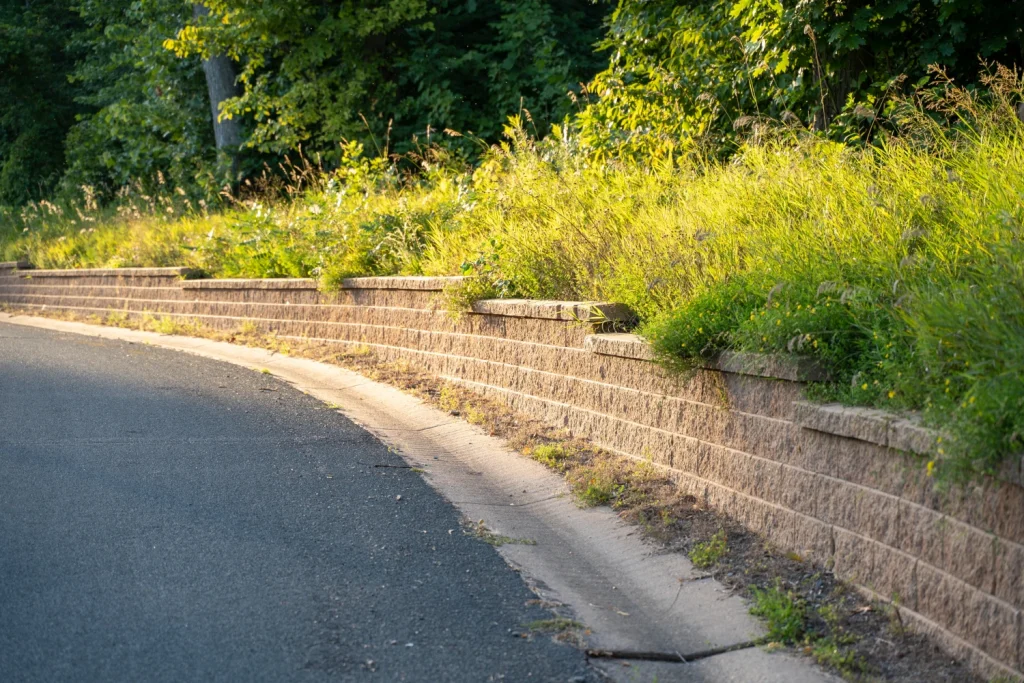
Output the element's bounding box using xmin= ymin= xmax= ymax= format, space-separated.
xmin=1 ymin=266 xmax=1020 ymax=679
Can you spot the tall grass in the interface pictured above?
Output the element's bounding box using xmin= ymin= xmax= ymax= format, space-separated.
xmin=3 ymin=73 xmax=1023 ymax=481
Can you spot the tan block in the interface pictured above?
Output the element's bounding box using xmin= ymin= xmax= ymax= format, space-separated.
xmin=825 ymin=432 xmax=913 ymax=498
xmin=929 ymin=481 xmax=995 ymax=538
xmin=817 ymin=480 xmax=900 ymax=547
xmin=753 ymin=460 xmax=819 ymax=518
xmin=887 ymin=418 xmax=938 ymax=456
xmin=1020 ymin=609 xmax=1024 ymax=675
xmin=717 ymin=489 xmax=773 ymax=535
xmin=720 ymin=373 xmax=804 ymax=420
xmin=833 ymin=528 xmax=917 ymax=609
xmin=180 ymin=277 xmax=317 ymax=290
xmin=994 ymin=539 xmax=1024 ymax=608
xmin=871 ymin=542 xmax=919 ymax=610
xmin=989 ymin=483 xmax=1024 ymax=546
xmin=878 ymin=598 xmax=1023 ymax=680
xmin=0 ymin=283 xmax=188 ymax=301
xmin=695 ymin=445 xmax=760 ymax=501
xmin=23 ymin=266 xmax=189 ymax=278
xmin=584 ymin=333 xmax=655 ymax=361
xmin=917 ymin=561 xmax=1020 ymax=667
xmin=471 ymin=298 xmax=632 ymax=323
xmin=670 ymin=436 xmax=714 ymax=477
xmin=794 ymin=401 xmax=890 ymax=446
xmin=942 ymin=519 xmax=995 ymax=594
xmin=667 ymin=399 xmax=731 ymax=444
xmin=18 ymin=273 xmax=185 ymax=288
xmin=896 ymin=500 xmax=947 ymax=572
xmin=719 ymin=412 xmax=800 ymax=467
xmin=761 ymin=506 xmax=833 ymax=565
xmin=338 ymin=275 xmax=462 ymax=291
xmin=831 ymin=527 xmax=873 ymax=586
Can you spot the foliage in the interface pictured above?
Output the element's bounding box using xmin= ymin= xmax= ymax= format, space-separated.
xmin=0 ymin=0 xmax=85 ymax=205
xmin=578 ymin=0 xmax=1024 ymax=158
xmin=166 ymin=0 xmax=605 ymax=160
xmin=689 ymin=529 xmax=728 ymax=569
xmin=750 ymin=582 xmax=807 ymax=643
xmin=63 ymin=0 xmax=218 ymax=201
xmin=528 ymin=443 xmax=573 ymax=471
xmin=4 ymin=74 xmax=1024 ymax=483
xmin=564 ymin=456 xmax=659 ymax=508
xmin=1 ymin=0 xmax=604 ymax=209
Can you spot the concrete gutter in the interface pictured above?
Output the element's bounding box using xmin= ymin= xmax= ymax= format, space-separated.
xmin=0 ymin=311 xmax=835 ymax=683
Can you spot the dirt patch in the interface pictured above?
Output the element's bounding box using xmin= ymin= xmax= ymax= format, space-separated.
xmin=1 ymin=307 xmax=988 ymax=682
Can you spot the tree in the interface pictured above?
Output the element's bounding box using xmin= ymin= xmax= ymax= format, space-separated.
xmin=63 ymin=0 xmax=217 ymax=198
xmin=0 ymin=0 xmax=84 ymax=205
xmin=577 ymin=0 xmax=1024 ymax=158
xmin=165 ymin=0 xmax=606 ymax=161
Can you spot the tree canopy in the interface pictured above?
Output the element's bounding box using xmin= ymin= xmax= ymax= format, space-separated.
xmin=1 ymin=0 xmax=1022 ymax=206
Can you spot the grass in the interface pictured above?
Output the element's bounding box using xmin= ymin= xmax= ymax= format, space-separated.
xmin=438 ymin=386 xmax=461 ymax=413
xmin=4 ymin=71 xmax=1024 ymax=482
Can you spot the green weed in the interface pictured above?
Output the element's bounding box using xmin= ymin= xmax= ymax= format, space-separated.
xmin=689 ymin=529 xmax=728 ymax=569
xmin=567 ymin=464 xmax=620 ymax=507
xmin=529 ymin=443 xmax=573 ymax=471
xmin=438 ymin=385 xmax=461 ymax=413
xmin=144 ymin=315 xmax=202 ymax=336
xmin=750 ymin=582 xmax=806 ymax=644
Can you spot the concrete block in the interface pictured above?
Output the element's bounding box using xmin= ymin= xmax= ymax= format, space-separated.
xmin=833 ymin=528 xmax=917 ymax=610
xmin=816 ymin=479 xmax=900 ymax=548
xmin=916 ymin=561 xmax=1019 ymax=668
xmin=583 ymin=333 xmax=655 ymax=361
xmin=994 ymin=539 xmax=1024 ymax=608
xmin=794 ymin=401 xmax=891 ymax=446
xmin=713 ymin=351 xmax=829 ymax=382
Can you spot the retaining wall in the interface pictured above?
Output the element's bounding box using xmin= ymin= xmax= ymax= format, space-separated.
xmin=2 ymin=262 xmax=1021 ymax=678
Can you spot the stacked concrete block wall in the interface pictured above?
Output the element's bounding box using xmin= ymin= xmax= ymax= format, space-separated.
xmin=0 ymin=264 xmax=1020 ymax=678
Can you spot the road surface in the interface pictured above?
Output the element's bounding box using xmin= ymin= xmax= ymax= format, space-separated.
xmin=0 ymin=322 xmax=597 ymax=682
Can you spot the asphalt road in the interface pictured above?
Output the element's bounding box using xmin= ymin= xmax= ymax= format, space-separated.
xmin=0 ymin=322 xmax=596 ymax=683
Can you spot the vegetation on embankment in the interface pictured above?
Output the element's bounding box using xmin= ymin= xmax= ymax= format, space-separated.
xmin=3 ymin=75 xmax=1024 ymax=483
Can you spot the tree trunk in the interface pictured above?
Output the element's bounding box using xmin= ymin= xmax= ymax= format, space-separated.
xmin=192 ymin=5 xmax=243 ymax=153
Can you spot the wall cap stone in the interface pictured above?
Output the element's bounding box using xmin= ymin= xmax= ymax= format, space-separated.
xmin=338 ymin=276 xmax=464 ymax=291
xmin=0 ymin=261 xmax=32 ymax=270
xmin=20 ymin=267 xmax=195 ymax=279
xmin=795 ymin=401 xmax=1024 ymax=487
xmin=182 ymin=278 xmax=317 ymax=290
xmin=794 ymin=400 xmax=936 ymax=455
xmin=582 ymin=334 xmax=832 ymax=384
xmin=584 ymin=333 xmax=656 ymax=361
xmin=712 ymin=350 xmax=829 ymax=382
xmin=472 ymin=299 xmax=633 ymax=322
